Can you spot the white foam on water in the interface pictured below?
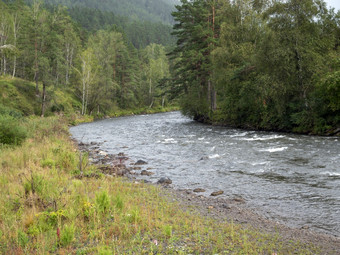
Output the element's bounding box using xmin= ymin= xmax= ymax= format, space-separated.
xmin=251 ymin=162 xmax=267 ymax=166
xmin=260 ymin=147 xmax=288 ymax=153
xmin=210 ymin=146 xmax=216 ymax=151
xmin=229 ymin=132 xmax=248 ymax=138
xmin=162 ymin=138 xmax=178 ymax=144
xmin=321 ymin=172 xmax=340 ymax=177
xmin=241 ymin=135 xmax=285 ymax=141
xmin=208 ymin=154 xmax=220 ymax=159
xmin=198 ymin=137 xmax=205 ymax=140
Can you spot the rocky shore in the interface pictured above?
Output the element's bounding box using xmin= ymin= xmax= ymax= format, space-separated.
xmin=75 ymin=140 xmax=340 ymax=254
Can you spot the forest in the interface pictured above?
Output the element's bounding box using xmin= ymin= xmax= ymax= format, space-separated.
xmin=1 ymin=0 xmax=339 ymax=136
xmin=170 ymin=0 xmax=340 ymax=134
xmin=0 ymin=0 xmax=172 ymax=120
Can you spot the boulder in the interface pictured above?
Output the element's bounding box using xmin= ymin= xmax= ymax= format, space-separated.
xmin=135 ymin=160 xmax=148 ymax=165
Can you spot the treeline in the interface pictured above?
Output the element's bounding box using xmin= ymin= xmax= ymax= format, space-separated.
xmin=0 ymin=0 xmax=171 ymax=117
xmin=170 ymin=0 xmax=340 ymax=134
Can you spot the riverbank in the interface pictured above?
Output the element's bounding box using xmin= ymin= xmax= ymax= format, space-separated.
xmin=0 ymin=116 xmax=338 ymax=254
xmin=76 ymin=140 xmax=340 ymax=254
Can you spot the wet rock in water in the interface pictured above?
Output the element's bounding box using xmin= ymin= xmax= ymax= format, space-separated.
xmin=193 ymin=188 xmax=206 ymax=193
xmin=141 ymin=170 xmax=154 ymax=176
xmin=233 ymin=197 xmax=245 ymax=203
xmin=157 ymin=177 xmax=172 ymax=185
xmin=132 ymin=166 xmax=142 ymax=170
xmin=210 ymin=190 xmax=224 ymax=196
xmin=90 ymin=142 xmax=96 ymax=145
xmin=134 ymin=160 xmax=148 ymax=165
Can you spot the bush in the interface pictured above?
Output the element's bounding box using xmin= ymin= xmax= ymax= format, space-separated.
xmin=0 ymin=115 xmax=27 ymax=145
xmin=0 ymin=104 xmax=23 ymax=118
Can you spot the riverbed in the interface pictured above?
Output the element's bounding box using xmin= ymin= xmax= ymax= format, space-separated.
xmin=70 ymin=111 xmax=340 ymax=236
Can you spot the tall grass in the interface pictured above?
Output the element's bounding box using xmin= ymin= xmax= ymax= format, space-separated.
xmin=0 ymin=116 xmax=319 ymax=254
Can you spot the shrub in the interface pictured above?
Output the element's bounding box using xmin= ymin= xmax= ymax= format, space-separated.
xmin=0 ymin=104 xmax=23 ymax=118
xmin=0 ymin=115 xmax=27 ymax=145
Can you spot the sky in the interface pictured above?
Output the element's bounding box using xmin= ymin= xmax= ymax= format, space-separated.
xmin=324 ymin=0 xmax=340 ymax=11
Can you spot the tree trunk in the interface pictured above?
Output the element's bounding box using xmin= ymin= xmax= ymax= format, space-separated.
xmin=35 ymin=38 xmax=39 ymax=95
xmin=41 ymin=83 xmax=46 ymax=117
xmin=162 ymin=96 xmax=165 ymax=108
xmin=12 ymin=56 xmax=16 ymax=78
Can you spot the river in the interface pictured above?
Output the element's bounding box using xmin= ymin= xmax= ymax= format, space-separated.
xmin=70 ymin=111 xmax=340 ymax=236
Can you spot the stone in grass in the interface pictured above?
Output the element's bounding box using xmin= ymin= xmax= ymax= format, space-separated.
xmin=134 ymin=160 xmax=148 ymax=165
xmin=157 ymin=177 xmax=172 ymax=185
xmin=193 ymin=188 xmax=206 ymax=193
xmin=210 ymin=190 xmax=224 ymax=196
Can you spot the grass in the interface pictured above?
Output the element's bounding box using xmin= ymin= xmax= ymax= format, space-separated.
xmin=0 ymin=116 xmax=320 ymax=254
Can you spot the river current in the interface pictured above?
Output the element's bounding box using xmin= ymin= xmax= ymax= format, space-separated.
xmin=70 ymin=111 xmax=340 ymax=236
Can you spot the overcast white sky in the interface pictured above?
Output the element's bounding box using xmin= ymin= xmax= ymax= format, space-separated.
xmin=324 ymin=0 xmax=340 ymax=11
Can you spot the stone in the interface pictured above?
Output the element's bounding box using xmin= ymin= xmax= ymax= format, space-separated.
xmin=98 ymin=151 xmax=108 ymax=156
xmin=132 ymin=167 xmax=142 ymax=170
xmin=157 ymin=177 xmax=172 ymax=185
xmin=210 ymin=190 xmax=224 ymax=196
xmin=233 ymin=197 xmax=245 ymax=203
xmin=193 ymin=188 xmax=206 ymax=193
xmin=141 ymin=170 xmax=154 ymax=176
xmin=134 ymin=160 xmax=148 ymax=165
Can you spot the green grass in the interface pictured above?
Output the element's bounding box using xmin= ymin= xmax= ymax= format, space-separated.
xmin=0 ymin=116 xmax=320 ymax=254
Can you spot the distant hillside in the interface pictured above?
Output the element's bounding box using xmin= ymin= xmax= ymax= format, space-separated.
xmin=67 ymin=6 xmax=176 ymax=48
xmin=39 ymin=0 xmax=179 ymax=25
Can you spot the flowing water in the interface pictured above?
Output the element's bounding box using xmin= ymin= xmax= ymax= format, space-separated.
xmin=70 ymin=111 xmax=340 ymax=236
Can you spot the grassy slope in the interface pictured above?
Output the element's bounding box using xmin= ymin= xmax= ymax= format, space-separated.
xmin=0 ymin=77 xmax=179 ymax=121
xmin=0 ymin=116 xmax=320 ymax=254
xmin=0 ymin=77 xmax=82 ymax=117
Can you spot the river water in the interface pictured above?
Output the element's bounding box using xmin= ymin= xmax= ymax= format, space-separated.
xmin=70 ymin=111 xmax=340 ymax=236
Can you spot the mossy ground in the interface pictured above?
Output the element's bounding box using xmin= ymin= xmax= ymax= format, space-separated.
xmin=0 ymin=115 xmax=320 ymax=254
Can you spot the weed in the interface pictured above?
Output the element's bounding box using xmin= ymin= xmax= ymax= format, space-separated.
xmin=60 ymin=224 xmax=75 ymax=247
xmin=17 ymin=230 xmax=29 ymax=248
xmin=41 ymin=159 xmax=56 ymax=168
xmin=96 ymin=190 xmax=110 ymax=214
xmin=114 ymin=195 xmax=123 ymax=211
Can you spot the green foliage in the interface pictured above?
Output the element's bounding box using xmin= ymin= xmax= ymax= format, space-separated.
xmin=41 ymin=158 xmax=56 ymax=168
xmin=60 ymin=224 xmax=75 ymax=247
xmin=0 ymin=115 xmax=27 ymax=145
xmin=95 ymin=190 xmax=110 ymax=213
xmin=0 ymin=104 xmax=22 ymax=118
xmin=170 ymin=0 xmax=340 ymax=134
xmin=114 ymin=195 xmax=124 ymax=211
xmin=17 ymin=230 xmax=29 ymax=248
xmin=23 ymin=174 xmax=45 ymax=196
